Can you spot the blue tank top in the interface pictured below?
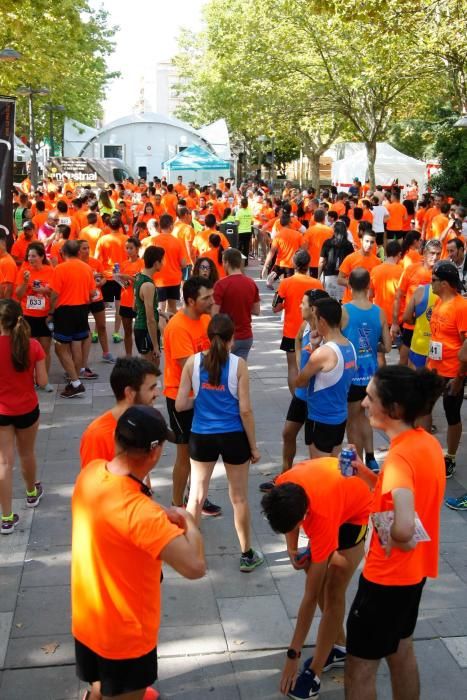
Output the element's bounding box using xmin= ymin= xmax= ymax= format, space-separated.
xmin=342 ymin=303 xmax=381 ymax=387
xmin=295 ymin=324 xmax=312 ymax=402
xmin=191 ymin=353 xmax=243 ymax=434
xmin=307 ymin=341 xmax=357 ymax=424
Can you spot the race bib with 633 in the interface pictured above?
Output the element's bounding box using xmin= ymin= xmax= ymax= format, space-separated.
xmin=26 ymin=295 xmax=46 ymax=311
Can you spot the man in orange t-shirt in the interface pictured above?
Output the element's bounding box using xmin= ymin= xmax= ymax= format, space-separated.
xmin=161 ymin=184 xmax=178 ymax=218
xmin=79 ymin=212 xmax=102 ymax=256
xmin=151 ymin=214 xmax=187 ymax=315
xmin=422 ymin=194 xmax=444 ymax=240
xmin=73 ymin=405 xmax=205 ymax=700
xmin=301 ymin=209 xmax=333 ymax=277
xmin=95 ymin=215 xmax=128 ymax=342
xmin=173 ymin=207 xmax=196 ymax=274
xmin=391 ymin=239 xmax=441 ymax=364
xmin=261 ymin=213 xmax=303 ymax=287
xmin=427 ymin=261 xmax=467 ymax=479
xmin=273 ymin=250 xmax=323 ymax=394
xmin=192 ymin=214 xmax=230 ymax=258
xmin=370 ymin=240 xmax=403 ymax=325
xmin=345 ymin=368 xmax=445 ymax=699
xmin=174 ymin=175 xmax=187 ymax=198
xmin=385 ymin=192 xmax=406 ymax=239
xmin=163 ymin=277 xmax=220 ymax=514
xmin=262 ymin=458 xmax=372 ymax=697
xmin=80 ymin=357 xmax=159 ymax=468
xmin=338 ymin=230 xmax=381 ymax=303
xmin=49 ymin=240 xmax=96 ymax=398
xmin=11 ymin=221 xmax=37 ymax=266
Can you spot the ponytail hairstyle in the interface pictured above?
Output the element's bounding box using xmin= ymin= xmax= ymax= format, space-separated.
xmin=373 ymin=365 xmax=444 ymax=425
xmin=0 ymin=299 xmax=31 ymax=372
xmin=203 ymin=314 xmax=234 ymax=386
xmin=208 ymin=233 xmax=224 ymax=265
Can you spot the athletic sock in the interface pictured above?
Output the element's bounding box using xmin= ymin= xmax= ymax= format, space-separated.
xmin=242 ymin=548 xmax=254 ymax=559
xmin=446 ymin=452 xmax=456 ymax=462
xmin=26 ymin=487 xmax=37 ymax=497
xmin=71 ymin=379 xmax=81 ymax=388
xmin=334 ymin=644 xmax=346 ymax=653
xmin=2 ymin=513 xmax=14 ymax=521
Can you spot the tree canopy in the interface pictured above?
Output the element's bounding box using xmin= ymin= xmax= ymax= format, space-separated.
xmin=0 ymin=0 xmax=117 ymax=140
xmin=173 ymin=0 xmax=466 ymax=189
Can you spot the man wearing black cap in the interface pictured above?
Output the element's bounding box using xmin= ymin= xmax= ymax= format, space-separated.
xmin=427 ymin=261 xmax=467 ymax=480
xmin=72 ymin=405 xmax=205 ymax=700
xmin=11 ymin=220 xmax=36 ymax=265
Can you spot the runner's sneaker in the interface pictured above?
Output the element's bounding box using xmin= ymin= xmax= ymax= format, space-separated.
xmin=38 ymin=383 xmax=54 ymax=393
xmin=79 ymin=368 xmax=99 ymax=380
xmin=445 ymin=493 xmax=467 ymax=511
xmin=1 ymin=513 xmax=19 ymax=535
xmin=112 ymin=332 xmax=123 ymax=343
xmin=201 ymin=498 xmax=222 ymax=517
xmin=303 ymin=645 xmax=346 ymax=673
xmin=60 ymin=382 xmax=85 ymax=398
xmin=288 ymin=668 xmax=320 ymax=699
xmin=91 ymin=331 xmax=99 ymax=343
xmin=445 ymin=455 xmax=456 ymax=479
xmin=259 ymin=475 xmax=279 ymax=492
xmin=239 ymin=549 xmax=264 ymax=573
xmin=266 ymin=271 xmax=277 ymax=289
xmin=366 ymin=458 xmax=380 ymax=474
xmin=102 ymin=352 xmax=116 ymax=363
xmin=26 ymin=482 xmax=44 ymax=508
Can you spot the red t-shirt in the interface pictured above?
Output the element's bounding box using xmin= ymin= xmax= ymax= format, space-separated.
xmin=213 ymin=274 xmax=260 ymax=340
xmin=0 ymin=337 xmax=45 ymax=415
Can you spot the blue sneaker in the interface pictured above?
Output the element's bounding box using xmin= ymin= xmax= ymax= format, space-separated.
xmin=445 ymin=493 xmax=467 ymax=511
xmin=288 ymin=668 xmax=320 ymax=699
xmin=303 ymin=645 xmax=346 ymax=673
xmin=366 ymin=458 xmax=380 ymax=474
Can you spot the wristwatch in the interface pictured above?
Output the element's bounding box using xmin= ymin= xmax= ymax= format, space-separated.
xmin=286 ymin=648 xmax=301 ymax=660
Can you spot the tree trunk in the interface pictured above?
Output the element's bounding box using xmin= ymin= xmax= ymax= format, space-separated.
xmin=309 ymin=152 xmax=321 ymax=192
xmin=365 ymin=140 xmax=377 ymax=190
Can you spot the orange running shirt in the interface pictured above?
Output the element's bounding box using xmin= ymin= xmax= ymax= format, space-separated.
xmin=51 ymin=258 xmax=95 ymax=307
xmin=370 ymin=262 xmax=403 ymax=324
xmin=386 ymin=202 xmax=406 ymax=232
xmin=276 ymin=458 xmax=372 ymax=563
xmin=120 ymin=258 xmax=144 ymax=307
xmin=71 ymin=459 xmax=183 ymax=659
xmin=80 ymin=410 xmax=117 ymax=468
xmin=339 ymin=252 xmax=382 ymax=303
xmin=95 ymin=232 xmax=128 ymax=278
xmin=151 ymin=233 xmax=185 ymax=287
xmin=80 ymin=225 xmax=102 ymax=256
xmin=15 ymin=264 xmax=54 ymax=317
xmin=424 ymin=206 xmax=441 ymax=239
xmin=398 ymin=263 xmax=432 ymax=329
xmin=402 ymin=249 xmax=423 ymax=271
xmin=274 ymin=227 xmax=302 ymax=268
xmin=427 ymin=295 xmax=467 ymax=377
xmin=277 ymin=273 xmax=323 ymax=338
xmin=11 ymin=235 xmax=36 ymax=264
xmin=193 ymin=229 xmax=230 ymax=257
xmin=85 ymin=257 xmax=105 ymax=303
xmin=0 ymin=253 xmax=18 ymax=289
xmin=202 ymin=247 xmax=226 ymax=279
xmin=302 ymin=224 xmax=333 ymax=268
xmin=173 ymin=222 xmax=195 ymax=264
xmin=161 ymin=193 xmax=178 ymax=217
xmin=163 ymin=310 xmax=210 ymax=399
xmin=364 ymin=427 xmax=444 ymax=585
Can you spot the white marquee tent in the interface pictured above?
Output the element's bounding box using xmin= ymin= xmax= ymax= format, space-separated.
xmin=332 ymin=142 xmax=428 ymax=190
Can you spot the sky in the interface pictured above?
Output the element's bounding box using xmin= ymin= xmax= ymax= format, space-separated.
xmin=90 ymin=0 xmax=206 ymax=123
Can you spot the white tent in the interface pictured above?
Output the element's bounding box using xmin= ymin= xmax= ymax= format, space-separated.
xmin=332 ymin=142 xmax=427 ymax=190
xmin=198 ymin=119 xmax=231 ymax=161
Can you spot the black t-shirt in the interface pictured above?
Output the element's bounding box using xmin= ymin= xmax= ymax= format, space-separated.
xmin=320 ymin=238 xmax=354 ymax=276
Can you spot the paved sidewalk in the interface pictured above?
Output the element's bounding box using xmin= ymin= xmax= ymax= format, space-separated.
xmin=1 ymin=262 xmax=467 ymax=699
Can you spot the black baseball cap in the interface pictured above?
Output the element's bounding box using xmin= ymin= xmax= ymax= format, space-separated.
xmin=23 ymin=221 xmax=34 ymax=230
xmin=116 ymin=406 xmax=168 ymax=452
xmin=432 ymin=261 xmax=462 ymax=290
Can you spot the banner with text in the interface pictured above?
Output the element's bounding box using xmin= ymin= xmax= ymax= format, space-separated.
xmin=0 ymin=97 xmax=16 ymax=241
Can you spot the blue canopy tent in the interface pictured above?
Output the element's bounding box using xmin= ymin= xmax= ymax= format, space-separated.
xmin=162 ymin=144 xmax=230 ymax=186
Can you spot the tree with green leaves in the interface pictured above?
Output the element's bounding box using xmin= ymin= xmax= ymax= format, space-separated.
xmin=0 ymin=0 xmax=118 ymax=141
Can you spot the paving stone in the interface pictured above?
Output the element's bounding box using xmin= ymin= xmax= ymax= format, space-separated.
xmin=0 ymin=567 xmax=22 ymax=613
xmin=12 ymin=586 xmax=70 ymax=638
xmin=161 ymin=574 xmax=220 ymax=627
xmin=207 ymin=553 xmax=278 ymax=598
xmin=217 ymin=594 xmax=293 ymax=651
xmin=158 ymin=653 xmax=240 ymax=699
xmin=0 ymin=665 xmax=79 ymax=700
xmin=5 ymin=633 xmax=74 ymax=668
xmin=0 ymin=613 xmax=13 ymax=668
xmin=441 ymin=636 xmax=467 ymax=667
xmin=21 ymin=546 xmax=70 ymax=587
xmin=159 ymin=623 xmax=227 ymax=656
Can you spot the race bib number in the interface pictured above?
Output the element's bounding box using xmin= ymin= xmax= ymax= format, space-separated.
xmin=428 ymin=340 xmax=443 ymax=361
xmin=26 ymin=295 xmax=46 ymax=311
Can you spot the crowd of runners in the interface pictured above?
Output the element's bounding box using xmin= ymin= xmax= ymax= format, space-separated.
xmin=0 ymin=171 xmax=466 ymax=700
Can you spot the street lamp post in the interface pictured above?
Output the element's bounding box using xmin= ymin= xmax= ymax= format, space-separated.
xmin=17 ymin=86 xmax=50 ymax=189
xmin=44 ymin=104 xmax=65 ymax=157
